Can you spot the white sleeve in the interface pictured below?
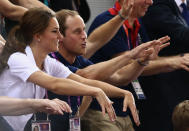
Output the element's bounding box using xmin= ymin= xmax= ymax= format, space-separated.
xmin=46 ymin=56 xmax=72 ymax=78
xmin=8 ymin=53 xmax=40 ymax=82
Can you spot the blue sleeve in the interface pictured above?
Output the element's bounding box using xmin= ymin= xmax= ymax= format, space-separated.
xmin=79 ymin=56 xmax=93 ymax=67
xmin=67 ymin=65 xmax=79 ymax=73
xmin=77 ymin=56 xmax=93 ymax=68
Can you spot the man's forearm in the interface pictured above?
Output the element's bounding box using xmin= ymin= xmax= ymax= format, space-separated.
xmin=108 ymin=60 xmax=145 ymax=86
xmin=16 ymin=0 xmax=54 ymax=13
xmin=0 ymin=0 xmax=27 ymax=21
xmin=85 ymin=14 xmax=125 ymax=59
xmin=84 ymin=0 xmax=134 ymax=59
xmin=82 ymin=78 xmax=128 ymax=98
xmin=77 ymin=51 xmax=132 ymax=81
xmin=142 ymin=55 xmax=184 ymax=76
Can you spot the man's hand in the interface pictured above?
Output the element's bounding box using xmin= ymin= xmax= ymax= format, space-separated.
xmin=148 ymin=36 xmax=170 ymax=60
xmin=129 ymin=36 xmax=170 ymax=61
xmin=120 ymin=0 xmax=134 ymax=19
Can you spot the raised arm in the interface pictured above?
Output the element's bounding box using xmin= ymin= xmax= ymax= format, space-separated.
xmin=107 ymin=36 xmax=170 ymax=85
xmin=77 ymin=36 xmax=170 ymax=85
xmin=84 ymin=0 xmax=134 ymax=59
xmin=15 ymin=0 xmax=54 ymax=13
xmin=0 ymin=0 xmax=27 ymax=21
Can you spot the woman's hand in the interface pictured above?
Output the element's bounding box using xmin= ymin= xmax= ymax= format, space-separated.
xmin=94 ymin=88 xmax=117 ymax=122
xmin=32 ymin=98 xmax=72 ymax=115
xmin=122 ymin=91 xmax=140 ymax=126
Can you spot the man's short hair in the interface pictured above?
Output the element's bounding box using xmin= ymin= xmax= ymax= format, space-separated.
xmin=56 ymin=9 xmax=79 ymax=36
xmin=172 ymin=100 xmax=189 ymax=131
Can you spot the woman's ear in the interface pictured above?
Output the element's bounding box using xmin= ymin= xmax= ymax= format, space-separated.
xmin=33 ymin=33 xmax=41 ymax=43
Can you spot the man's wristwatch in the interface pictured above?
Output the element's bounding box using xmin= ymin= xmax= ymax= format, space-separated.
xmin=118 ymin=11 xmax=128 ymax=20
xmin=137 ymin=59 xmax=149 ymax=66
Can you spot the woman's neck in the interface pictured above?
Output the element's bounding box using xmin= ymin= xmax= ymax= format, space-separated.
xmin=30 ymin=45 xmax=47 ymax=70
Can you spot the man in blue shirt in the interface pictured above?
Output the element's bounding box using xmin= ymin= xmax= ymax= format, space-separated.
xmin=48 ymin=6 xmax=171 ymax=131
xmin=87 ymin=0 xmax=189 ymax=131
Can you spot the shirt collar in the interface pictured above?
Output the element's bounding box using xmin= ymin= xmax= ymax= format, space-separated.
xmin=175 ymin=0 xmax=187 ymax=12
xmin=25 ymin=46 xmax=37 ymax=65
xmin=25 ymin=46 xmax=48 ymax=72
xmin=53 ymin=52 xmax=81 ymax=67
xmin=125 ymin=19 xmax=140 ymax=30
xmin=54 ymin=52 xmax=71 ymax=66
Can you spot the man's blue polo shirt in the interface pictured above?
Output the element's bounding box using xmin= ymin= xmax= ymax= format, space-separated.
xmin=50 ymin=52 xmax=132 ymax=118
xmin=48 ymin=52 xmax=93 ymax=112
xmin=48 ymin=52 xmax=93 ymax=131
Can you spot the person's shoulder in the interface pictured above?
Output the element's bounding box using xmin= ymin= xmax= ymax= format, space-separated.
xmin=44 ymin=55 xmax=62 ymax=68
xmin=88 ymin=10 xmax=114 ymax=34
xmin=8 ymin=52 xmax=27 ymax=63
xmin=46 ymin=55 xmax=56 ymax=62
xmin=93 ymin=10 xmax=114 ymax=23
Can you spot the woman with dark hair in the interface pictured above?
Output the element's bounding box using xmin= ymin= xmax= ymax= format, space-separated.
xmin=0 ymin=8 xmax=116 ymax=131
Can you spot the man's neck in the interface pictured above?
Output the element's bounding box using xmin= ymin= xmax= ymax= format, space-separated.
xmin=128 ymin=17 xmax=136 ymax=28
xmin=58 ymin=46 xmax=76 ymax=64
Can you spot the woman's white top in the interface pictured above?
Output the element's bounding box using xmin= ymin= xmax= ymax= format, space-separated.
xmin=0 ymin=46 xmax=72 ymax=131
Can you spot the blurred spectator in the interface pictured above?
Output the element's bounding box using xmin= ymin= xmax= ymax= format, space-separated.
xmin=142 ymin=0 xmax=189 ymax=130
xmin=49 ymin=0 xmax=91 ymax=23
xmin=88 ymin=0 xmax=189 ymax=130
xmin=172 ymin=100 xmax=189 ymax=131
xmin=0 ymin=0 xmax=53 ymax=34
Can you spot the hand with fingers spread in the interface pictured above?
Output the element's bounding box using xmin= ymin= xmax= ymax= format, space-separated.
xmin=148 ymin=36 xmax=170 ymax=60
xmin=94 ymin=88 xmax=117 ymax=122
xmin=129 ymin=40 xmax=159 ymax=60
xmin=32 ymin=99 xmax=72 ymax=115
xmin=119 ymin=0 xmax=134 ymax=19
xmin=129 ymin=35 xmax=170 ymax=61
xmin=122 ymin=91 xmax=140 ymax=126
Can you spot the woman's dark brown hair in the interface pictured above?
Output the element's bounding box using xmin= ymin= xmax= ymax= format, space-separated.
xmin=0 ymin=8 xmax=55 ymax=74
